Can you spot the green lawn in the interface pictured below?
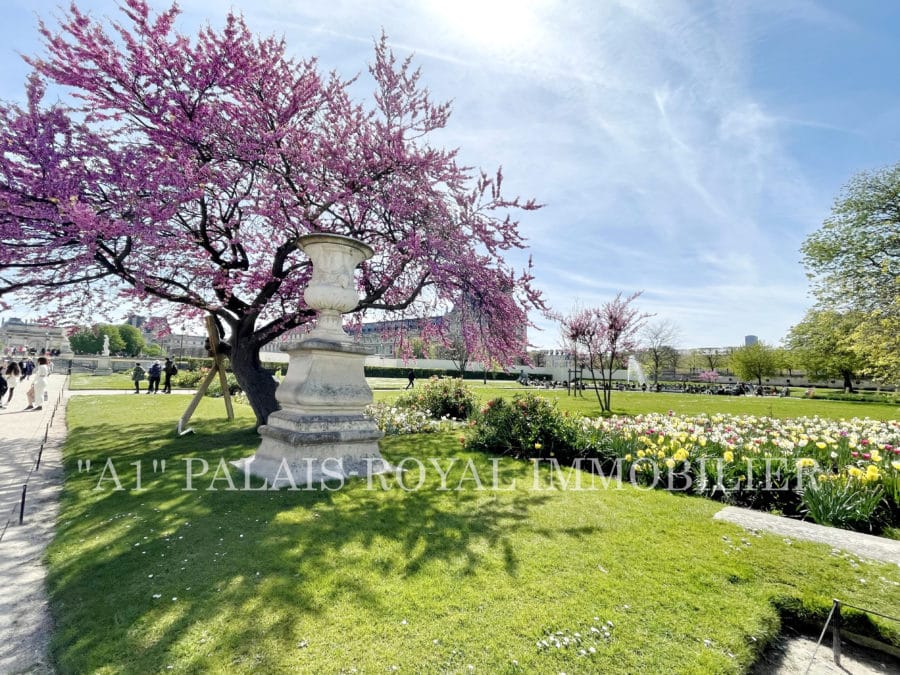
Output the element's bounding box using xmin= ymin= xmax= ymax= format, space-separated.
xmin=69 ymin=373 xmax=899 ymax=421
xmin=48 ymin=395 xmax=900 ymax=673
xmin=378 ymin=380 xmax=900 ymax=421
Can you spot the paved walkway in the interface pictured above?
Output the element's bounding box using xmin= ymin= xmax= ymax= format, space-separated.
xmin=0 ymin=372 xmax=67 ymax=674
xmin=715 ymin=506 xmax=900 ymax=566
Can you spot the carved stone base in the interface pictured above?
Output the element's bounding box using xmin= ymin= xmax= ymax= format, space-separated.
xmin=234 ymin=412 xmax=389 ymax=487
xmin=236 ymin=334 xmax=391 ymax=488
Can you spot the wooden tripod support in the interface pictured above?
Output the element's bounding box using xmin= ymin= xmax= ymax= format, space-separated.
xmin=176 ymin=315 xmax=235 ymax=435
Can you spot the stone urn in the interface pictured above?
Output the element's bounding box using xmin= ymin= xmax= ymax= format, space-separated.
xmin=235 ymin=233 xmax=390 ymax=488
xmin=299 ymin=234 xmax=374 ymax=339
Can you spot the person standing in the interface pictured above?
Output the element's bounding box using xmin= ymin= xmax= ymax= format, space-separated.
xmin=131 ymin=362 xmax=146 ymax=394
xmin=25 ymin=356 xmax=50 ymax=410
xmin=147 ymin=360 xmax=162 ymax=394
xmin=162 ymin=358 xmax=177 ymax=394
xmin=4 ymin=361 xmax=20 ymax=407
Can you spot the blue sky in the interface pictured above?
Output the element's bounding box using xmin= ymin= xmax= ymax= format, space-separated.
xmin=2 ymin=0 xmax=899 ymax=350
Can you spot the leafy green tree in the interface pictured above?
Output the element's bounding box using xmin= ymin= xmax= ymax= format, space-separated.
xmin=785 ymin=310 xmax=867 ymax=392
xmin=802 ymin=163 xmax=900 ymax=383
xmin=772 ymin=347 xmax=797 ymax=378
xmin=143 ymin=343 xmax=164 ymax=357
xmin=729 ymin=342 xmax=779 ymax=386
xmin=95 ymin=325 xmax=126 ymax=354
xmin=850 ymin=314 xmax=900 ymax=386
xmin=117 ymin=324 xmax=146 ymax=357
xmin=68 ymin=328 xmax=101 ymax=354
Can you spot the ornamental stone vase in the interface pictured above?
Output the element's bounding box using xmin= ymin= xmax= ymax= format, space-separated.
xmin=234 ymin=233 xmax=390 ymax=487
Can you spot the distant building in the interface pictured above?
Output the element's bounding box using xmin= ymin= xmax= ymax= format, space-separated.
xmin=0 ymin=317 xmax=74 ymax=357
xmin=744 ymin=335 xmax=758 ymax=346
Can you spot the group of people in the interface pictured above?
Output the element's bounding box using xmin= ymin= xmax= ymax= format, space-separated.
xmin=0 ymin=355 xmax=52 ymax=411
xmin=131 ymin=358 xmax=178 ymax=394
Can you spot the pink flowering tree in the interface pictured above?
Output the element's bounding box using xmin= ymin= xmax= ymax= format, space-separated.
xmin=558 ymin=294 xmax=649 ymax=412
xmin=0 ymin=1 xmax=542 ymax=426
xmin=698 ymin=370 xmax=719 ymax=383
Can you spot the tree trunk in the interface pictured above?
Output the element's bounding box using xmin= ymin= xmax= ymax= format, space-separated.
xmin=842 ymin=370 xmax=855 ymax=393
xmin=228 ymin=330 xmax=279 ymax=428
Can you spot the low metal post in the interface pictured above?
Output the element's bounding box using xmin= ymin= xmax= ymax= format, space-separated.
xmin=19 ymin=485 xmax=27 ymax=525
xmin=832 ymin=599 xmax=842 ymax=667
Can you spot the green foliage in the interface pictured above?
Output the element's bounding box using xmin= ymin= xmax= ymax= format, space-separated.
xmin=396 ymin=376 xmax=477 ymax=419
xmin=785 ymin=309 xmax=867 ymax=387
xmin=117 ymin=324 xmax=146 ymax=356
xmin=801 ymin=477 xmax=885 ymax=530
xmin=67 ymin=329 xmax=101 ymax=354
xmin=465 ymin=393 xmax=582 ymax=460
xmin=95 ymin=324 xmax=126 ymax=353
xmin=729 ymin=342 xmax=779 ymax=384
xmin=802 ymin=163 xmax=900 ymax=315
xmin=172 ymin=368 xmax=205 ymax=389
xmin=142 ymin=343 xmax=164 ymax=357
xmin=207 ymin=371 xmax=240 ymax=397
xmin=802 ymin=163 xmax=900 ymax=384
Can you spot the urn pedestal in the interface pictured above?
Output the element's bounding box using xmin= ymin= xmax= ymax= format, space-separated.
xmin=234 ymin=234 xmax=390 ymax=487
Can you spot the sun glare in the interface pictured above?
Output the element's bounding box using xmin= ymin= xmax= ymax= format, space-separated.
xmin=426 ymin=0 xmax=542 ymax=52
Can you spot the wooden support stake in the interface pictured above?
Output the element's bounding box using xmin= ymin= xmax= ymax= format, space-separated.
xmin=176 ymin=315 xmax=234 ymax=434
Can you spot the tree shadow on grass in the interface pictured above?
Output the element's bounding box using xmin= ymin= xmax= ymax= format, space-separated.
xmin=48 ymin=421 xmax=564 ymax=671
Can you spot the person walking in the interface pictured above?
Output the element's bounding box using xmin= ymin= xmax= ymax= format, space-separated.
xmin=4 ymin=361 xmax=20 ymax=407
xmin=24 ymin=355 xmax=50 ymax=410
xmin=405 ymin=369 xmax=415 ymax=390
xmin=162 ymin=358 xmax=177 ymax=394
xmin=131 ymin=362 xmax=146 ymax=394
xmin=147 ymin=360 xmax=162 ymax=394
xmin=0 ymin=370 xmax=7 ymax=409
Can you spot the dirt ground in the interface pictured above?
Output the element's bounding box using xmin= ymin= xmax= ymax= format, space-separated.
xmin=752 ymin=629 xmax=899 ymax=674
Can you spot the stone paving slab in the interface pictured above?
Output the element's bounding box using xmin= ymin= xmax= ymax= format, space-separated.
xmin=714 ymin=505 xmax=900 ymax=566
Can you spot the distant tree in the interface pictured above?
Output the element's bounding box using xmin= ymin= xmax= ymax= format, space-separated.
xmin=729 ymin=343 xmax=778 ymax=386
xmin=95 ymin=324 xmax=126 ymax=354
xmin=772 ymin=347 xmax=797 ymax=378
xmin=143 ymin=343 xmax=164 ymax=357
xmin=697 ymin=370 xmax=719 ymax=383
xmin=68 ymin=328 xmax=101 ymax=354
xmin=697 ymin=347 xmax=728 ymax=370
xmin=117 ymin=324 xmax=146 ymax=357
xmin=640 ymin=319 xmax=681 ymax=386
xmin=559 ymin=293 xmax=649 ymax=413
xmin=850 ymin=314 xmax=900 ymax=385
xmin=785 ymin=310 xmax=867 ymax=392
xmin=802 ymin=164 xmax=900 ymax=383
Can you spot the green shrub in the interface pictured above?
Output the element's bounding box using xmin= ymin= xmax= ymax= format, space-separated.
xmin=801 ymin=477 xmax=885 ymax=531
xmin=396 ymin=376 xmax=477 ymax=420
xmin=172 ymin=368 xmax=205 ymax=389
xmin=465 ymin=393 xmax=583 ymax=460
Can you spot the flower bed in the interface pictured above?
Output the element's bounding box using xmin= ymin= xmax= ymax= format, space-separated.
xmin=462 ymin=397 xmax=900 ymax=533
xmin=578 ymin=413 xmax=899 ymax=528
